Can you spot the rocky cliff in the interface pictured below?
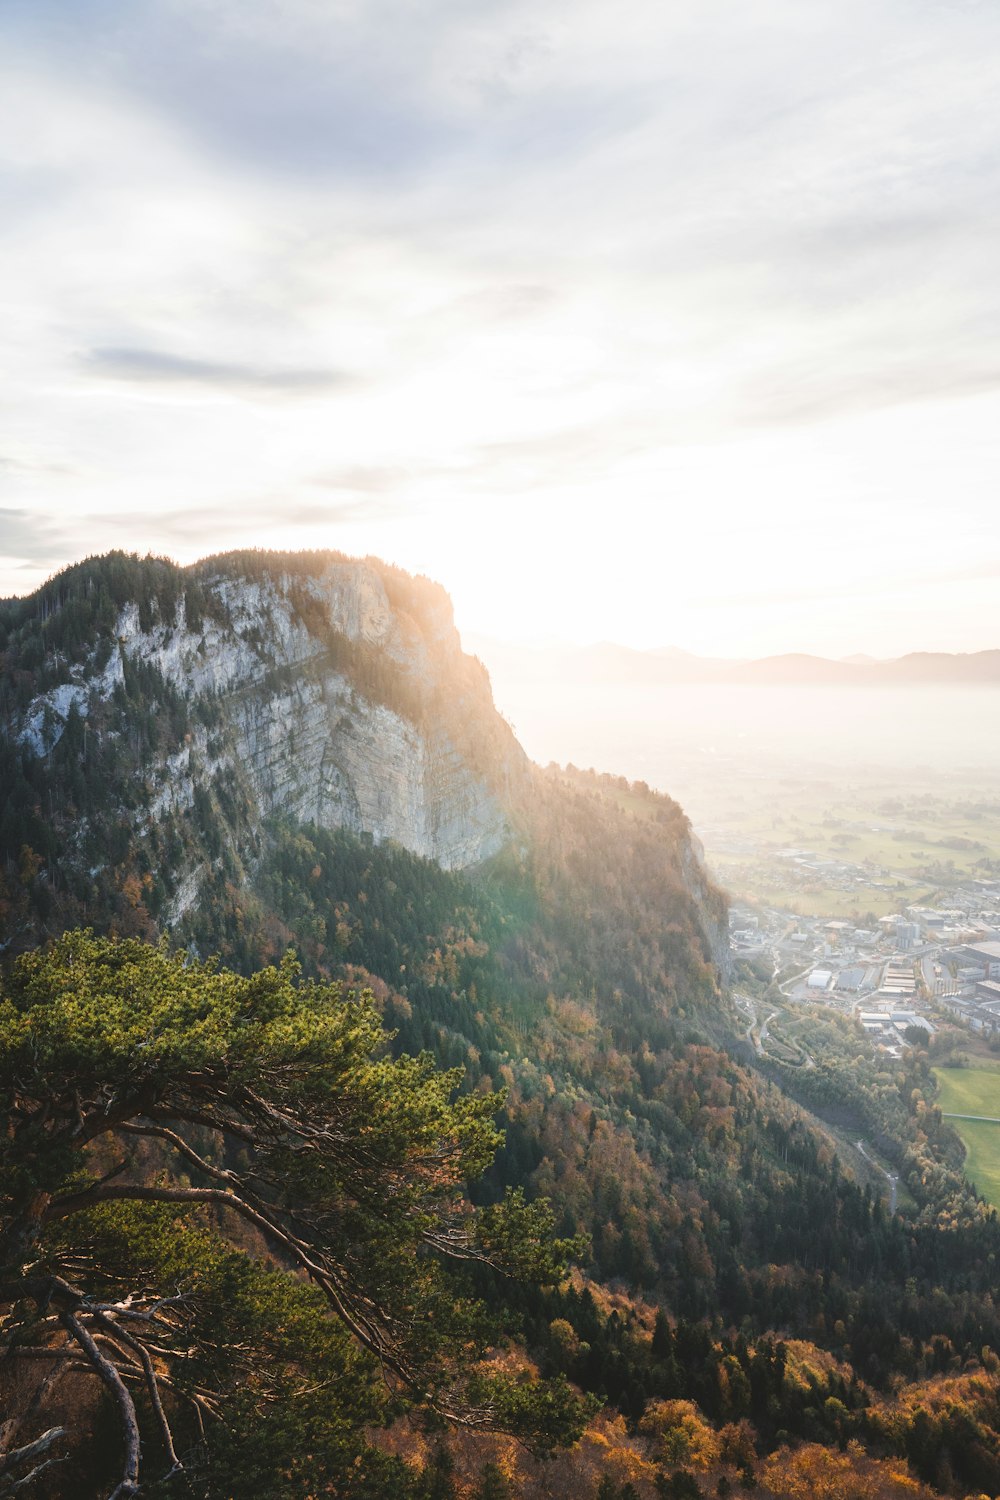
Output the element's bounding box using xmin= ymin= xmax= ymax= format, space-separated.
xmin=6 ymin=552 xmax=524 ymax=886
xmin=0 ymin=549 xmax=725 ymax=996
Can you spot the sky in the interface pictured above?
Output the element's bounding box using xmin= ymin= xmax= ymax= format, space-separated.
xmin=1 ymin=0 xmax=999 ymax=659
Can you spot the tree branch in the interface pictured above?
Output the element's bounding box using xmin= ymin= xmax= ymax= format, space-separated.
xmin=92 ymin=1312 xmax=182 ymax=1477
xmin=0 ymin=1426 xmax=67 ymax=1480
xmin=43 ymin=1182 xmax=427 ymax=1388
xmin=0 ymin=1415 xmax=69 ymax=1498
xmin=116 ymin=1121 xmax=239 ymax=1188
xmin=0 ymin=1455 xmax=67 ymax=1496
xmin=59 ymin=1310 xmax=141 ymax=1499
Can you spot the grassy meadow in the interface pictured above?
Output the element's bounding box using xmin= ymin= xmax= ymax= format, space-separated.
xmin=935 ymin=1066 xmax=1000 ymax=1208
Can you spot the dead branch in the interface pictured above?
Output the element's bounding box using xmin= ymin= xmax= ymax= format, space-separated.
xmin=92 ymin=1312 xmax=182 ymax=1477
xmin=59 ymin=1310 xmax=141 ymax=1500
xmin=0 ymin=1427 xmax=68 ymax=1498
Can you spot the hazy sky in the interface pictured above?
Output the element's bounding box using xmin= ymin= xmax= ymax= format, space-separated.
xmin=2 ymin=0 xmax=999 ymax=657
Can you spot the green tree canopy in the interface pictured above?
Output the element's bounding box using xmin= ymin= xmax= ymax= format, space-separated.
xmin=0 ymin=932 xmax=591 ymax=1498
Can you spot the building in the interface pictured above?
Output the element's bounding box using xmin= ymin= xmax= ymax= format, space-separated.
xmin=895 ymin=920 xmax=921 ymax=950
xmin=881 ymin=960 xmax=917 ymax=993
xmin=890 ymin=1012 xmax=935 ymax=1036
xmin=958 ymin=942 xmax=1000 ymax=980
xmin=940 ymin=991 xmax=1000 ymax=1035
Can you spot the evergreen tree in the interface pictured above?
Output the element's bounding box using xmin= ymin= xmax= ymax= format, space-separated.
xmin=0 ymin=932 xmax=592 ymax=1497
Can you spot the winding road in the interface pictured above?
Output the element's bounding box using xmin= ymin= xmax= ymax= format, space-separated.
xmin=734 ymin=993 xmax=815 ymax=1069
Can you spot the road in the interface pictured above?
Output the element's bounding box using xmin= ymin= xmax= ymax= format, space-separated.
xmin=734 ymin=993 xmax=815 ymax=1069
xmin=733 ymin=993 xmax=756 ymax=1050
xmin=779 ymin=964 xmax=815 ymax=998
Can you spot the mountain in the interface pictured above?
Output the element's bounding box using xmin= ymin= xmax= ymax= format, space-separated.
xmin=0 ymin=551 xmax=724 ymax=970
xmin=875 ymin=649 xmax=1000 ymax=683
xmin=463 ymin=634 xmax=738 ymax=685
xmin=467 ymin=635 xmax=1000 ymax=687
xmin=5 ymin=549 xmax=1000 ymax=1498
xmin=733 ymin=649 xmax=1000 ymax=685
xmin=5 ymin=550 xmax=525 ymax=879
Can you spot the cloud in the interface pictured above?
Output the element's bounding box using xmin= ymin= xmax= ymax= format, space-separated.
xmin=467 ymin=418 xmax=656 ymax=488
xmin=302 ymin=425 xmax=655 ymax=502
xmin=82 ymin=347 xmax=352 ymax=398
xmin=4 ymin=0 xmax=1000 ymax=651
xmin=3 ymin=0 xmax=466 ymax=182
xmin=446 ymin=284 xmax=557 ymax=322
xmin=914 ymin=558 xmax=1000 ymax=588
xmin=0 ymin=495 xmax=405 ymax=594
xmin=735 ymin=357 xmax=1000 ymax=431
xmin=0 ymin=507 xmax=68 ymax=570
xmin=311 ymin=467 xmax=410 ymax=494
xmin=0 ymin=455 xmax=76 ymax=484
xmin=87 ymin=498 xmax=404 ymax=540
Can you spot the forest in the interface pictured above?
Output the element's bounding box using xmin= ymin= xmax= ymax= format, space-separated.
xmin=3 ymin=553 xmax=1000 ymax=1498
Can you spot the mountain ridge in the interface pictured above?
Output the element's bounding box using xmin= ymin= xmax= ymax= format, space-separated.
xmin=465 ymin=633 xmax=1000 ymax=686
xmin=2 ymin=549 xmax=525 ymax=880
xmin=0 ymin=547 xmax=726 ymax=976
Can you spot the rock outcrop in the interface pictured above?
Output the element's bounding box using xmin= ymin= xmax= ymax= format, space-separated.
xmin=11 ymin=553 xmax=525 ymax=887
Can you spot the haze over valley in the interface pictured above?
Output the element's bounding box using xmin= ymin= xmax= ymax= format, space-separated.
xmin=473 ymin=635 xmax=1000 ymax=910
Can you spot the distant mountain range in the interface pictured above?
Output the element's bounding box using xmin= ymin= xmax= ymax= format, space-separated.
xmin=464 ymin=635 xmax=1000 ymax=687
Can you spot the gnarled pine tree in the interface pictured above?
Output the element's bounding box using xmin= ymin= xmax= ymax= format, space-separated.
xmin=0 ymin=932 xmax=590 ymax=1498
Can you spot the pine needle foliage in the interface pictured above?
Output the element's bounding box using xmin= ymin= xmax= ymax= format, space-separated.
xmin=0 ymin=932 xmax=592 ymax=1498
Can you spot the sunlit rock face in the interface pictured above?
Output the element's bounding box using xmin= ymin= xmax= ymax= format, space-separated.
xmin=223 ymin=681 xmax=510 ymax=871
xmin=9 ymin=551 xmax=724 ymax=992
xmin=19 ymin=556 xmax=522 ymax=877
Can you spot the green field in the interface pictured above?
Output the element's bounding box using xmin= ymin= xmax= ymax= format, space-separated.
xmin=674 ymin=763 xmax=1000 ymax=918
xmin=934 ymin=1066 xmax=1000 ymax=1116
xmin=945 ymin=1119 xmax=1000 ymax=1208
xmin=934 ymin=1067 xmax=1000 ymax=1207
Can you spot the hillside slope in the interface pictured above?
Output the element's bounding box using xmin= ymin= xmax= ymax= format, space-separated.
xmin=6 ymin=551 xmax=1000 ymax=1499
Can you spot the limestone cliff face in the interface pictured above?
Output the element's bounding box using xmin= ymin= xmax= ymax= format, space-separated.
xmin=6 ymin=550 xmax=725 ymax=996
xmin=16 ymin=555 xmax=524 ymax=893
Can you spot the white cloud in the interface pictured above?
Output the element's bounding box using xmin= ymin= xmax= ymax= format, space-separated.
xmin=1 ymin=0 xmax=999 ymax=654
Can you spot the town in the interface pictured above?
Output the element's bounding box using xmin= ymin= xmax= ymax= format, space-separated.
xmin=730 ymin=872 xmax=1000 ymax=1060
